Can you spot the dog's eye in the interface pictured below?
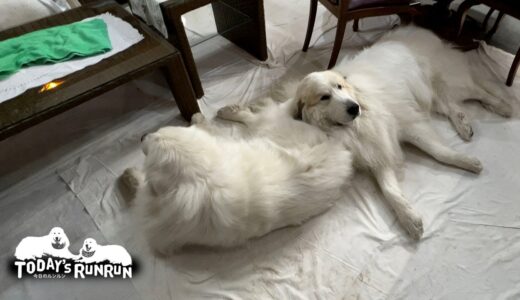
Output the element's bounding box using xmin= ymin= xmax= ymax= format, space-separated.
xmin=320 ymin=95 xmax=331 ymax=101
xmin=337 ymin=84 xmax=342 ymax=90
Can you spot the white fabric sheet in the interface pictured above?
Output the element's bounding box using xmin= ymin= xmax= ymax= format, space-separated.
xmin=1 ymin=0 xmax=520 ymax=299
xmin=0 ymin=13 xmax=143 ymax=103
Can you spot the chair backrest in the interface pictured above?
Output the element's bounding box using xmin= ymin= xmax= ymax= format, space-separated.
xmin=480 ymin=0 xmax=520 ymax=19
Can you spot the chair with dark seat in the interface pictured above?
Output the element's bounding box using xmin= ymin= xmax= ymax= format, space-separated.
xmin=457 ymin=0 xmax=520 ymax=86
xmin=302 ymin=0 xmax=419 ymax=69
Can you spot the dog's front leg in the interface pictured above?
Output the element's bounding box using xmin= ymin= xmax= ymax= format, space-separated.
xmin=217 ymin=104 xmax=256 ymax=125
xmin=373 ymin=167 xmax=424 ymax=240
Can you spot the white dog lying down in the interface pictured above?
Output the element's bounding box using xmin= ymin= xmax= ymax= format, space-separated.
xmin=78 ymin=238 xmax=132 ymax=266
xmin=15 ymin=227 xmax=77 ymax=260
xmin=292 ymin=26 xmax=513 ymax=239
xmin=218 ymin=26 xmax=513 ymax=240
xmin=121 ymin=102 xmax=352 ymax=254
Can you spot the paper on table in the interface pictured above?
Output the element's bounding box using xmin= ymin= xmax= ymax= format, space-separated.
xmin=0 ymin=13 xmax=144 ymax=104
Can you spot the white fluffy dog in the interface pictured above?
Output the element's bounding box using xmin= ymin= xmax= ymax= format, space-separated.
xmin=121 ymin=102 xmax=352 ymax=254
xmin=15 ymin=227 xmax=77 ymax=260
xmin=78 ymin=238 xmax=132 ymax=266
xmin=289 ymin=26 xmax=513 ymax=239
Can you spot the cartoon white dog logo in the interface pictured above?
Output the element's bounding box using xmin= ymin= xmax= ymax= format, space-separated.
xmin=78 ymin=238 xmax=132 ymax=266
xmin=15 ymin=227 xmax=77 ymax=260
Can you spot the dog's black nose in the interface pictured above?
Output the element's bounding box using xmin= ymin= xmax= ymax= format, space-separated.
xmin=347 ymin=103 xmax=360 ymax=117
xmin=141 ymin=133 xmax=149 ymax=142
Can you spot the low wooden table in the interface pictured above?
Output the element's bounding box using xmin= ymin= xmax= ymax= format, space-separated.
xmin=159 ymin=0 xmax=268 ymax=98
xmin=0 ymin=2 xmax=199 ymax=141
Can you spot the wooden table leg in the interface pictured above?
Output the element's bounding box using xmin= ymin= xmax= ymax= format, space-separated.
xmin=211 ymin=0 xmax=268 ymax=61
xmin=162 ymin=11 xmax=205 ymax=98
xmin=162 ymin=54 xmax=200 ymax=121
xmin=506 ymin=47 xmax=520 ymax=87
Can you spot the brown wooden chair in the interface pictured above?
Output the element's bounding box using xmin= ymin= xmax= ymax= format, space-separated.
xmin=457 ymin=0 xmax=520 ymax=86
xmin=302 ymin=0 xmax=420 ymax=69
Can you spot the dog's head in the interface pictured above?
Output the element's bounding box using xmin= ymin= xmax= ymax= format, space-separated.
xmin=81 ymin=238 xmax=98 ymax=257
xmin=296 ymin=71 xmax=360 ymax=128
xmin=48 ymin=227 xmax=70 ymax=250
xmin=140 ymin=126 xmax=217 ymax=195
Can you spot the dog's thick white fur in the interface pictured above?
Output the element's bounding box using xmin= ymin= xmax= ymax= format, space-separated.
xmin=122 ymin=101 xmax=352 ymax=254
xmin=287 ymin=26 xmax=513 ymax=239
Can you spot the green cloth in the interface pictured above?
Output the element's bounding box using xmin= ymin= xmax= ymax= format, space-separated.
xmin=0 ymin=19 xmax=112 ymax=78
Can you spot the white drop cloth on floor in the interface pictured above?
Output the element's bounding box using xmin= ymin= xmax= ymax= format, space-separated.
xmin=1 ymin=0 xmax=520 ymax=299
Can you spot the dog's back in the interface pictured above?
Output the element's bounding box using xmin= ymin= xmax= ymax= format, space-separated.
xmin=130 ymin=125 xmax=352 ymax=252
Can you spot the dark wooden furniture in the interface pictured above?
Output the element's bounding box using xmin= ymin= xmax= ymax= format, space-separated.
xmin=457 ymin=0 xmax=520 ymax=86
xmin=159 ymin=0 xmax=268 ymax=98
xmin=302 ymin=0 xmax=420 ymax=69
xmin=0 ymin=2 xmax=199 ymax=141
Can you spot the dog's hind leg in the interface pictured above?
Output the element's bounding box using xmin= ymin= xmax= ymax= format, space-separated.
xmin=373 ymin=167 xmax=423 ymax=240
xmin=470 ymin=69 xmax=514 ymax=117
xmin=402 ymin=123 xmax=483 ymax=174
xmin=448 ymin=109 xmax=474 ymax=142
xmin=432 ymin=75 xmax=477 ymax=141
xmin=433 ymin=91 xmax=474 ymax=141
xmin=472 ymin=84 xmax=513 ymax=118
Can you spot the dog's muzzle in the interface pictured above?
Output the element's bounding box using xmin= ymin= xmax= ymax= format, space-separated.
xmin=346 ymin=103 xmax=360 ymax=119
xmin=81 ymin=249 xmax=95 ymax=258
xmin=52 ymin=241 xmax=65 ymax=249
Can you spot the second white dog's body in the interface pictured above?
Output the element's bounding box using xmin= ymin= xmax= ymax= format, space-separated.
xmin=122 ymin=102 xmax=352 ymax=254
xmin=78 ymin=238 xmax=132 ymax=266
xmin=288 ymin=26 xmax=512 ymax=239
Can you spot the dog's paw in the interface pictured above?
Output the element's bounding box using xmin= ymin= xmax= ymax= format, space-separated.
xmin=481 ymin=102 xmax=513 ymax=118
xmin=217 ymin=104 xmax=242 ymax=120
xmin=119 ymin=168 xmax=143 ymax=202
xmin=453 ymin=112 xmax=473 ymax=141
xmin=190 ymin=112 xmax=206 ymax=125
xmin=249 ymin=97 xmax=274 ymax=113
xmin=398 ymin=210 xmax=423 ymax=241
xmin=463 ymin=156 xmax=483 ymax=174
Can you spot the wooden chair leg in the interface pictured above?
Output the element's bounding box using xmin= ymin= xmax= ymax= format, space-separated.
xmin=398 ymin=13 xmax=412 ymax=25
xmin=303 ymin=0 xmax=318 ymax=51
xmin=456 ymin=0 xmax=478 ymax=37
xmin=328 ymin=18 xmax=348 ymax=69
xmin=506 ymin=47 xmax=520 ymax=87
xmin=212 ymin=0 xmax=268 ymax=61
xmin=485 ymin=11 xmax=504 ymax=41
xmin=482 ymin=8 xmax=496 ymax=30
xmin=353 ymin=19 xmax=359 ymax=32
